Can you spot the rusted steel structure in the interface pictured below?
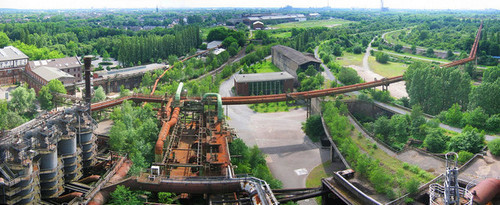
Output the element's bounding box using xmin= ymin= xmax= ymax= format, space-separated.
xmin=441 ymin=22 xmax=483 ymax=68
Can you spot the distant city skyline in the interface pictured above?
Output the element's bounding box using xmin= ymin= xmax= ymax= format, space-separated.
xmin=0 ymin=0 xmax=499 ymax=10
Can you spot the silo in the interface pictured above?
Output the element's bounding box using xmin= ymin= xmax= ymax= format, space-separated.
xmin=58 ymin=134 xmax=82 ymax=182
xmin=38 ymin=149 xmax=64 ymax=198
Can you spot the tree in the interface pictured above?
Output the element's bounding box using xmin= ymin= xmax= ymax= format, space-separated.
xmin=425 ymin=48 xmax=434 ymax=57
xmin=119 ymin=85 xmax=131 ymax=97
xmin=448 ymin=127 xmax=485 ymax=154
xmin=410 ymin=105 xmax=426 ymax=140
xmin=405 ymin=178 xmax=420 ymax=196
xmin=0 ymin=111 xmax=25 ymax=130
xmin=9 ymin=85 xmax=36 ymax=113
xmin=444 ymin=103 xmax=463 ymax=127
xmin=486 ymin=115 xmax=500 ymax=132
xmin=38 ymin=80 xmax=66 ymax=110
xmin=394 ymin=44 xmax=403 ymax=53
xmin=457 ymin=151 xmax=474 ymax=164
xmin=254 ymin=30 xmax=269 ymax=40
xmin=158 ymin=192 xmax=178 ymax=204
xmin=353 ymin=45 xmax=363 ymax=54
xmin=488 ymin=138 xmax=500 ymax=156
xmin=424 ymin=129 xmax=446 ymax=153
xmin=462 ymin=107 xmax=489 ymax=129
xmin=390 ymin=114 xmax=410 ymax=143
xmin=375 ymin=52 xmax=389 ymax=64
xmin=303 ymin=115 xmax=326 ymax=142
xmin=0 ymin=32 xmax=10 ymax=48
xmin=373 ymin=116 xmax=393 ymax=142
xmin=92 ymin=86 xmax=106 ymax=103
xmin=337 ymin=67 xmax=361 ymax=85
xmin=109 ymin=185 xmax=142 ymax=205
xmin=141 ymin=71 xmax=154 ymax=89
xmin=411 ymin=45 xmax=417 ymax=54
xmin=305 ymin=65 xmax=317 ymax=76
xmin=446 ymin=50 xmax=455 ymax=60
xmin=222 ymin=36 xmax=237 ymax=48
xmin=468 ymin=79 xmax=500 ymax=115
xmin=228 ymin=42 xmax=239 ymax=56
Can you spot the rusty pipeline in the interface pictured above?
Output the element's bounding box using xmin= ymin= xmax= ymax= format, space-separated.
xmin=88 ymin=159 xmax=132 ymax=205
xmin=154 ymin=107 xmax=180 ymax=162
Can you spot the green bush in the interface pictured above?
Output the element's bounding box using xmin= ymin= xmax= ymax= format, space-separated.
xmin=488 ymin=138 xmax=500 ymax=156
xmin=457 ymin=151 xmax=474 ymax=164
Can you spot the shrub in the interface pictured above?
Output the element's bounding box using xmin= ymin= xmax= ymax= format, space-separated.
xmin=375 ymin=52 xmax=389 ymax=64
xmin=405 ymin=178 xmax=420 ymax=195
xmin=488 ymin=138 xmax=500 ymax=156
xmin=457 ymin=151 xmax=474 ymax=164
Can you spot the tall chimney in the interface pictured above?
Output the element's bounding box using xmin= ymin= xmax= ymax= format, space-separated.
xmin=83 ymin=56 xmax=93 ymax=113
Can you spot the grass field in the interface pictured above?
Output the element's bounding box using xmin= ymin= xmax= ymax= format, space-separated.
xmin=249 ymin=101 xmax=302 ymax=113
xmin=384 ymin=30 xmax=410 ymax=47
xmin=306 ymin=161 xmax=333 ymax=204
xmin=254 ymin=62 xmax=281 ymax=73
xmin=336 ymin=52 xmax=364 ymax=67
xmin=367 ymin=56 xmax=408 ymax=77
xmin=273 ymin=19 xmax=353 ymax=29
xmin=380 ymin=50 xmax=451 ymax=64
xmin=270 ymin=31 xmax=292 ymax=38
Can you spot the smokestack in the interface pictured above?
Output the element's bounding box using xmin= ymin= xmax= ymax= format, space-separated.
xmin=83 ymin=56 xmax=93 ymax=113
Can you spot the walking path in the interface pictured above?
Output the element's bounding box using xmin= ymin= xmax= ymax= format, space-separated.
xmin=219 ymin=74 xmax=330 ymax=205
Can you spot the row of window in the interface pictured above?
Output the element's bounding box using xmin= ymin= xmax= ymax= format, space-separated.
xmin=248 ymin=80 xmax=284 ymax=95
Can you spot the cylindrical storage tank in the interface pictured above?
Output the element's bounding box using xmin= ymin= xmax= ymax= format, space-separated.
xmin=39 ymin=150 xmax=63 ymax=198
xmin=8 ymin=163 xmax=40 ymax=204
xmin=78 ymin=131 xmax=96 ymax=168
xmin=58 ymin=137 xmax=82 ymax=182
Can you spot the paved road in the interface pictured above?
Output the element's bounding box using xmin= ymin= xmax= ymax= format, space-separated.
xmin=314 ymin=46 xmax=338 ymax=83
xmin=220 ymin=74 xmax=330 ymax=205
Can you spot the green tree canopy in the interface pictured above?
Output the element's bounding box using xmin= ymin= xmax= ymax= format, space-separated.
xmin=488 ymin=138 xmax=500 ymax=156
xmin=38 ymin=79 xmax=66 ymax=110
xmin=9 ymin=85 xmax=36 ymax=113
xmin=448 ymin=127 xmax=485 ymax=154
xmin=0 ymin=32 xmax=10 ymax=48
xmin=92 ymin=86 xmax=106 ymax=103
xmin=424 ymin=128 xmax=447 ymax=153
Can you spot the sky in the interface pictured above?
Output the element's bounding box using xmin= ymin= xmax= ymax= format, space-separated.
xmin=0 ymin=0 xmax=499 ymax=10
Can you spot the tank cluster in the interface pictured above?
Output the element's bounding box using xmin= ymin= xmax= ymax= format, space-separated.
xmin=0 ymin=105 xmax=96 ymax=204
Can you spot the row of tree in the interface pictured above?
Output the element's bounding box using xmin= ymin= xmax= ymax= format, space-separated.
xmin=117 ymin=25 xmax=201 ymax=66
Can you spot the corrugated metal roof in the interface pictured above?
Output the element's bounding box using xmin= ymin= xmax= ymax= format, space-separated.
xmin=272 ymin=45 xmax=321 ymax=66
xmin=207 ymin=41 xmax=222 ymax=50
xmin=0 ymin=46 xmax=29 ymax=61
xmin=234 ymin=72 xmax=294 ymax=83
xmin=32 ymin=66 xmax=74 ymax=82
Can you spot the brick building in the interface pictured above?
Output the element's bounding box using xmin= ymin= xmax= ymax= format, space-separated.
xmin=234 ymin=72 xmax=294 ymax=96
xmin=0 ymin=46 xmax=29 ymax=85
xmin=271 ymin=45 xmax=321 ymax=82
xmin=25 ymin=57 xmax=82 ymax=92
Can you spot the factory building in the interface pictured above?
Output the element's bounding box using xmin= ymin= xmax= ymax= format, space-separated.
xmin=271 ymin=45 xmax=321 ymax=81
xmin=234 ymin=72 xmax=294 ymax=96
xmin=0 ymin=46 xmax=29 ymax=85
xmin=25 ymin=57 xmax=82 ymax=92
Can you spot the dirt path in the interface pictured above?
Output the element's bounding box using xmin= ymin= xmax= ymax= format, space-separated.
xmin=348 ymin=38 xmax=408 ymax=98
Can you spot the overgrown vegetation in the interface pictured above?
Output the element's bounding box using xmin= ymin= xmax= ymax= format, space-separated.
xmin=302 ymin=114 xmax=326 ymax=142
xmin=322 ymin=101 xmax=433 ymax=199
xmin=249 ymin=101 xmax=302 ymax=113
xmin=229 ymin=138 xmax=282 ymax=189
xmin=108 ymin=100 xmax=159 ymax=175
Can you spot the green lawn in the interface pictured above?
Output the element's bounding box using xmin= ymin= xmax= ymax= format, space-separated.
xmin=306 ymin=161 xmax=334 ymax=204
xmin=336 ymin=52 xmax=364 ymax=67
xmin=384 ymin=30 xmax=411 ymax=47
xmin=380 ymin=50 xmax=451 ymax=64
xmin=249 ymin=102 xmax=302 ymax=113
xmin=368 ymin=56 xmax=408 ymax=77
xmin=254 ymin=62 xmax=281 ymax=73
xmin=273 ymin=19 xmax=353 ymax=29
xmin=270 ymin=31 xmax=292 ymax=38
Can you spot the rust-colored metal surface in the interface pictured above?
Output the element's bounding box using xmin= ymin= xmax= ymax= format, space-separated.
xmin=469 ymin=178 xmax=500 ymax=205
xmin=442 ymin=22 xmax=483 ymax=68
xmin=91 ymin=76 xmax=404 ymax=111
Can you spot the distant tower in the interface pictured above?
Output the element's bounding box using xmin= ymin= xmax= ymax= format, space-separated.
xmin=156 ymin=5 xmax=159 ymax=13
xmin=380 ymin=0 xmax=389 ymax=12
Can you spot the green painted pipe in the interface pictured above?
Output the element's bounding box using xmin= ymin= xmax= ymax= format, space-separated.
xmin=202 ymin=93 xmax=223 ymax=121
xmin=175 ymin=82 xmax=183 ymax=107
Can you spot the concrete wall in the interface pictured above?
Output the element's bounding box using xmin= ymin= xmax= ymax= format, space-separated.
xmin=272 ymin=47 xmax=300 ymax=80
xmin=345 ymin=100 xmax=393 ymax=119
